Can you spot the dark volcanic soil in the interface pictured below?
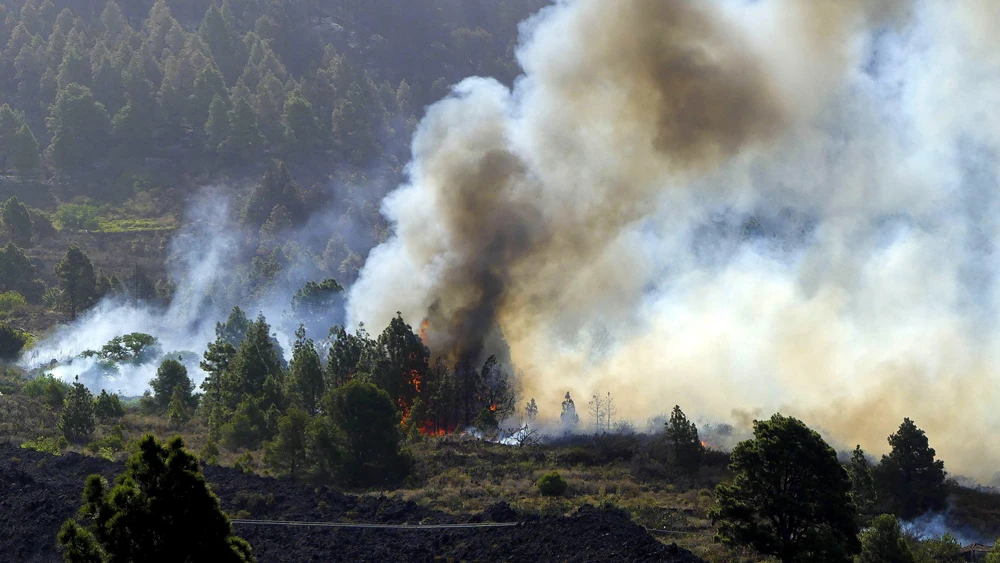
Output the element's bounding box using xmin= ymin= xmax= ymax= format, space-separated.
xmin=0 ymin=443 xmax=705 ymax=562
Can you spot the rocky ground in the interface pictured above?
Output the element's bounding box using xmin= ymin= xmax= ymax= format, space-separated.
xmin=0 ymin=442 xmax=705 ymax=562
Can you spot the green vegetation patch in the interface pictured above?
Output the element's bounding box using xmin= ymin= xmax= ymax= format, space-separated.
xmin=0 ymin=290 xmax=26 ymax=313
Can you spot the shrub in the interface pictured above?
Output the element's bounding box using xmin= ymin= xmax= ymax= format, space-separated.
xmin=0 ymin=322 xmax=28 ymax=360
xmin=0 ymin=290 xmax=27 ymax=313
xmin=54 ymin=204 xmax=101 ymax=231
xmin=93 ymin=390 xmax=125 ymax=421
xmin=537 ymin=471 xmax=569 ymax=497
xmin=22 ymin=374 xmax=70 ymax=408
xmin=20 ymin=436 xmax=61 ymax=455
xmin=200 ymin=438 xmax=220 ymax=466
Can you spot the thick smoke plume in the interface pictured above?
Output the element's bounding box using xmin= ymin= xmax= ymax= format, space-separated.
xmin=349 ymin=0 xmax=1000 ymax=480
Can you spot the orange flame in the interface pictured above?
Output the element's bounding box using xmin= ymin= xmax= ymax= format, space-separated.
xmin=489 ymin=404 xmax=497 ymax=412
xmin=418 ymin=319 xmax=430 ymax=345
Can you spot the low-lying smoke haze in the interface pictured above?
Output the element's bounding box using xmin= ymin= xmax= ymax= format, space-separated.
xmin=22 ymin=0 xmax=1000 ymax=481
xmin=346 ymin=0 xmax=1000 ymax=481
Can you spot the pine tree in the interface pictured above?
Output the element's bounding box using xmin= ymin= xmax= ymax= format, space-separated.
xmin=189 ymin=64 xmax=226 ymax=127
xmin=282 ymin=91 xmax=319 ymax=154
xmin=219 ymin=97 xmax=265 ymax=162
xmin=849 ymin=445 xmax=877 ymax=524
xmin=99 ymin=1 xmax=129 ymax=47
xmin=60 ymin=376 xmax=96 ymax=442
xmin=167 ymin=386 xmax=192 ymax=427
xmin=263 ymin=406 xmax=311 ymax=478
xmin=0 ymin=242 xmax=45 ymax=302
xmin=57 ymin=435 xmax=255 ymax=562
xmin=286 ymin=326 xmax=324 ymax=415
xmin=112 ymin=98 xmax=155 ymax=157
xmin=10 ymin=124 xmax=39 ymax=178
xmin=241 ymin=162 xmax=304 ymax=226
xmin=46 ymin=84 xmax=111 ymax=173
xmin=0 ymin=103 xmax=23 ymax=172
xmin=327 ymin=380 xmax=410 ymax=486
xmin=93 ymin=389 xmax=125 ymax=421
xmin=55 ymin=245 xmax=97 ymax=320
xmin=56 ymin=47 xmax=92 ymax=89
xmin=665 ymin=405 xmax=704 ymax=475
xmin=560 ymin=392 xmax=579 ymax=430
xmin=220 ymin=314 xmax=284 ymax=417
xmin=150 ymin=358 xmax=196 ymax=410
xmin=876 ymin=418 xmax=948 ymax=520
xmin=1 ymin=196 xmax=32 ymax=246
xmin=258 ymin=204 xmax=292 ymax=249
xmin=525 ymin=398 xmax=538 ymax=424
xmin=198 ymin=4 xmax=239 ymax=84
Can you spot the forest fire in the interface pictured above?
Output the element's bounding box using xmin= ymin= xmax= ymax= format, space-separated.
xmin=418 ymin=319 xmax=430 ymax=345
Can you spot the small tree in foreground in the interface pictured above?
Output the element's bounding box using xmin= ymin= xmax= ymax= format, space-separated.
xmin=57 ymin=435 xmax=254 ymax=562
xmin=60 ymin=377 xmax=95 ymax=442
xmin=92 ymin=390 xmax=124 ymax=422
xmin=327 ymin=380 xmax=410 ymax=486
xmin=711 ymin=413 xmax=859 ymax=563
xmin=664 ymin=405 xmax=704 ymax=475
xmin=150 ymin=359 xmax=196 ymax=411
xmin=876 ymin=418 xmax=947 ymax=520
xmin=856 ymin=514 xmax=914 ymax=563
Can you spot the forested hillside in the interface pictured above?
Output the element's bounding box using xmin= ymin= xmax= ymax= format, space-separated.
xmin=0 ymin=0 xmax=546 ymax=334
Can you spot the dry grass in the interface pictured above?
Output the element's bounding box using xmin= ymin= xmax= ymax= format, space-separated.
xmin=367 ymin=437 xmax=763 ymax=563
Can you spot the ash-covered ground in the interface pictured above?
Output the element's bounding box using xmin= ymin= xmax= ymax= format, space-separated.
xmin=0 ymin=443 xmax=704 ymax=563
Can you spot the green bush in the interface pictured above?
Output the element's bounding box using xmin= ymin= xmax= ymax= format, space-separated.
xmin=21 ymin=436 xmax=61 ymax=455
xmin=93 ymin=390 xmax=125 ymax=421
xmin=199 ymin=438 xmax=220 ymax=466
xmin=537 ymin=471 xmax=569 ymax=497
xmin=0 ymin=291 xmax=27 ymax=313
xmin=54 ymin=204 xmax=101 ymax=231
xmin=22 ymin=374 xmax=70 ymax=407
xmin=0 ymin=322 xmax=29 ymax=360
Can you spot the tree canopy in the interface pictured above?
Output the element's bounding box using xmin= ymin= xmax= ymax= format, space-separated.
xmin=711 ymin=413 xmax=860 ymax=563
xmin=876 ymin=418 xmax=947 ymax=520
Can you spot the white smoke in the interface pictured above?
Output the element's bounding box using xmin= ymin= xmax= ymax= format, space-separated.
xmin=20 ymin=189 xmax=300 ymax=395
xmin=346 ymin=0 xmax=1000 ymax=480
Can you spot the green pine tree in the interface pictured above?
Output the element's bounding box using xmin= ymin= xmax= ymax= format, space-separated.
xmin=1 ymin=196 xmax=32 ymax=246
xmin=204 ymin=93 xmax=231 ymax=153
xmin=55 ymin=245 xmax=97 ymax=320
xmin=60 ymin=376 xmax=96 ymax=442
xmin=57 ymin=435 xmax=255 ymax=562
xmin=10 ymin=124 xmax=39 ymax=179
xmin=46 ymin=84 xmax=111 ymax=173
xmin=286 ymin=326 xmax=324 ymax=415
xmin=218 ymin=96 xmax=265 ymax=163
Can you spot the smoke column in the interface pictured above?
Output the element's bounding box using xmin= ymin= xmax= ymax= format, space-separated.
xmin=347 ymin=0 xmax=1000 ymax=480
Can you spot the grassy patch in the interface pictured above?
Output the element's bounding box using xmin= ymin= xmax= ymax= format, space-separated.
xmin=97 ymin=217 xmax=176 ymax=233
xmin=0 ymin=291 xmax=27 ymax=314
